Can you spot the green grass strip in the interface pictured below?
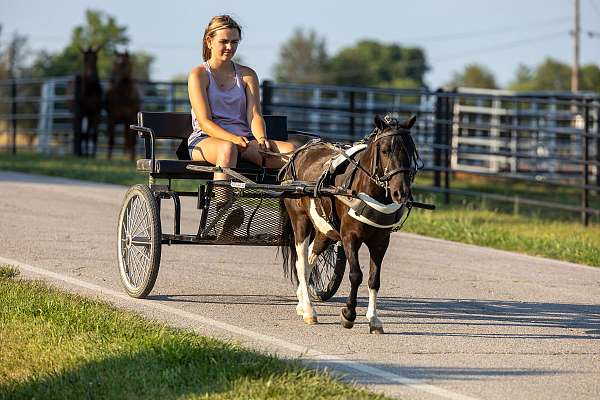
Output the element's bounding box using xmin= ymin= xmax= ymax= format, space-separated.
xmin=1 ymin=151 xmax=599 ymax=267
xmin=0 ymin=269 xmax=386 ymax=400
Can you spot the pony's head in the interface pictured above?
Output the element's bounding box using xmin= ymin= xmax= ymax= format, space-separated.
xmin=110 ymin=51 xmax=134 ymax=82
xmin=367 ymin=114 xmax=420 ymax=204
xmin=80 ymin=47 xmax=100 ymax=78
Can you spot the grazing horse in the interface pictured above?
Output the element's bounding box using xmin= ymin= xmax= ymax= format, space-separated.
xmin=71 ymin=47 xmax=103 ymax=157
xmin=280 ymin=114 xmax=420 ymax=333
xmin=105 ymin=51 xmax=141 ymax=160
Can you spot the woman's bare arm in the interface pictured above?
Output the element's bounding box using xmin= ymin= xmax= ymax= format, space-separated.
xmin=241 ymin=66 xmax=269 ymax=149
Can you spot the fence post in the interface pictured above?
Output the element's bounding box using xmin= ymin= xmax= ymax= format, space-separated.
xmin=37 ymin=79 xmax=55 ymax=154
xmin=444 ymin=93 xmax=453 ymax=204
xmin=261 ymin=80 xmax=273 ymax=116
xmin=166 ymin=82 xmax=175 ymax=112
xmin=72 ymin=74 xmax=81 ymax=156
xmin=595 ymin=99 xmax=600 ymax=193
xmin=11 ymin=79 xmax=17 ymax=154
xmin=582 ymin=99 xmax=590 ymax=226
xmin=349 ymin=90 xmax=356 ymax=139
xmin=433 ymin=89 xmax=444 ymax=189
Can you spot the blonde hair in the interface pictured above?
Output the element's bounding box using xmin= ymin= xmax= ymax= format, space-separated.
xmin=202 ymin=15 xmax=242 ymax=61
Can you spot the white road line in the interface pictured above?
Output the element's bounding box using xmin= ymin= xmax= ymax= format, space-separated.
xmin=0 ymin=255 xmax=480 ymax=400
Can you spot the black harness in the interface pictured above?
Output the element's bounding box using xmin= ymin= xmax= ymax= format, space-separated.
xmin=279 ymin=117 xmax=423 ymax=231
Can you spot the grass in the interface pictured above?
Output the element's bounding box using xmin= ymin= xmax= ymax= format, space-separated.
xmin=402 ymin=199 xmax=600 ymax=267
xmin=0 ymin=267 xmax=386 ymax=400
xmin=1 ymin=151 xmax=599 ymax=267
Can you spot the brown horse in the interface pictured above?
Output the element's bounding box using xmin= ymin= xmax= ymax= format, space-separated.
xmin=71 ymin=47 xmax=103 ymax=157
xmin=280 ymin=114 xmax=420 ymax=333
xmin=105 ymin=51 xmax=141 ymax=160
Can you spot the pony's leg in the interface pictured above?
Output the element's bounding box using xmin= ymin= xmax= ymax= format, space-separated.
xmin=291 ymin=217 xmax=318 ymax=324
xmin=296 ymin=235 xmax=318 ymax=324
xmin=90 ymin=116 xmax=99 ymax=158
xmin=107 ymin=119 xmax=115 ymax=160
xmin=72 ymin=113 xmax=82 ymax=156
xmin=340 ymin=233 xmax=362 ymax=329
xmin=308 ymin=232 xmax=331 ymax=266
xmin=296 ymin=234 xmax=328 ymax=315
xmin=365 ymin=233 xmax=390 ymax=334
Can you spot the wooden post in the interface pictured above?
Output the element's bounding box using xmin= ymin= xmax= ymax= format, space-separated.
xmin=11 ymin=79 xmax=17 ymax=155
xmin=433 ymin=89 xmax=444 ymax=189
xmin=261 ymin=80 xmax=273 ymax=116
xmin=582 ymin=99 xmax=589 ymax=226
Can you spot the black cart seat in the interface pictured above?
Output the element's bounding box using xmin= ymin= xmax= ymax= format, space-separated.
xmin=131 ymin=112 xmax=287 ymax=182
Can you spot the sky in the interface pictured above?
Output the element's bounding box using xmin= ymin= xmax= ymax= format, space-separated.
xmin=1 ymin=0 xmax=599 ymax=88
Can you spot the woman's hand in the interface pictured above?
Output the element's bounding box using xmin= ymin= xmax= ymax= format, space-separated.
xmin=256 ymin=137 xmax=271 ymax=153
xmin=235 ymin=136 xmax=250 ymax=152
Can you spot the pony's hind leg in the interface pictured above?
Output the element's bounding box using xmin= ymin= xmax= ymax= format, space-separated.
xmin=295 ymin=234 xmax=318 ymax=324
xmin=296 ymin=233 xmax=330 ymax=315
xmin=365 ymin=233 xmax=390 ymax=334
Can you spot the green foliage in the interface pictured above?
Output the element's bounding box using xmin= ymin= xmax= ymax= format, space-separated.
xmin=447 ymin=63 xmax=498 ymax=89
xmin=273 ymin=29 xmax=428 ymax=88
xmin=30 ymin=9 xmax=154 ymax=80
xmin=0 ymin=25 xmax=32 ymax=79
xmin=327 ymin=40 xmax=427 ymax=88
xmin=273 ymin=28 xmax=329 ymax=84
xmin=509 ymin=58 xmax=600 ymax=93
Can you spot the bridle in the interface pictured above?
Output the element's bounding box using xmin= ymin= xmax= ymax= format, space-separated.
xmin=351 ymin=121 xmax=423 ymax=197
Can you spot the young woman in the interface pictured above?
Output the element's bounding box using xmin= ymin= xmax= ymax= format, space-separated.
xmin=187 ymin=15 xmax=295 ymax=182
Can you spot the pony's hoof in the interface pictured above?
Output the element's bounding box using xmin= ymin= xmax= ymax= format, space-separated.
xmin=340 ymin=311 xmax=354 ymax=329
xmin=304 ymin=315 xmax=318 ymax=325
xmin=296 ymin=305 xmax=304 ymax=316
xmin=369 ymin=324 xmax=384 ymax=334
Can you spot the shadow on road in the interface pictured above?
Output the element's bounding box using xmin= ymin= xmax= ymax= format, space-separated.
xmin=324 ymin=296 xmax=600 ymax=339
xmin=151 ymin=293 xmax=600 ymax=339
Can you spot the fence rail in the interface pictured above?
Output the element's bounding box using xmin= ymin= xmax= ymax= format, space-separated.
xmin=1 ymin=76 xmax=599 ymax=225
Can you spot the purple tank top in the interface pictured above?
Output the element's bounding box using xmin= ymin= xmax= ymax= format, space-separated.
xmin=189 ymin=61 xmax=251 ymax=146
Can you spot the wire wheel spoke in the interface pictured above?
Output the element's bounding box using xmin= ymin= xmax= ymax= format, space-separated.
xmin=123 ymin=194 xmax=152 ymax=287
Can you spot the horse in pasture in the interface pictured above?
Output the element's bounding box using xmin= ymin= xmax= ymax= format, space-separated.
xmin=105 ymin=51 xmax=141 ymax=160
xmin=71 ymin=46 xmax=103 ymax=157
xmin=280 ymin=114 xmax=420 ymax=334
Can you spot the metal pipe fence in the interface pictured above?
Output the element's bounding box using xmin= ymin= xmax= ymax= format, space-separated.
xmin=1 ymin=76 xmax=598 ymax=224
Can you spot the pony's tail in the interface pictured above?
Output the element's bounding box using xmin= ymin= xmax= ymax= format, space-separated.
xmin=279 ymin=200 xmax=298 ymax=285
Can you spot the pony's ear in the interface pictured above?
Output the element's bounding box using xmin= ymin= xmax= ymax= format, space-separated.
xmin=374 ymin=115 xmax=386 ymax=131
xmin=402 ymin=115 xmax=417 ymax=129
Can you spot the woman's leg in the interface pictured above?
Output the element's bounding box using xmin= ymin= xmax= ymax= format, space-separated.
xmin=190 ymin=137 xmax=238 ymax=181
xmin=240 ymin=139 xmax=296 ymax=168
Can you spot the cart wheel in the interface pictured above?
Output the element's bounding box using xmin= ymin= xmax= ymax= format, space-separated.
xmin=308 ymin=241 xmax=346 ymax=301
xmin=117 ymin=184 xmax=161 ymax=298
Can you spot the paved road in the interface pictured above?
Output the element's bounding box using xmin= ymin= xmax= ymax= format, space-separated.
xmin=1 ymin=170 xmax=599 ymax=400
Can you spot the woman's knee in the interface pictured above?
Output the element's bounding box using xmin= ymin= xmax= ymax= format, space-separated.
xmin=216 ymin=140 xmax=238 ymax=166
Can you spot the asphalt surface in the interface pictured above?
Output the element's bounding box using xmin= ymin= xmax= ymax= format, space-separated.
xmin=1 ymin=170 xmax=599 ymax=400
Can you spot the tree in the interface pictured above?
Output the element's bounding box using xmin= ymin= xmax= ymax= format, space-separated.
xmin=509 ymin=58 xmax=600 ymax=93
xmin=273 ymin=28 xmax=328 ymax=84
xmin=31 ymin=9 xmax=153 ymax=80
xmin=0 ymin=26 xmax=32 ymax=79
xmin=326 ymin=40 xmax=428 ymax=88
xmin=580 ymin=64 xmax=600 ymax=93
xmin=447 ymin=63 xmax=497 ymax=89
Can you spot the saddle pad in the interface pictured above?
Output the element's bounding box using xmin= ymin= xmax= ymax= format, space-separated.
xmin=329 ymin=143 xmax=367 ymax=173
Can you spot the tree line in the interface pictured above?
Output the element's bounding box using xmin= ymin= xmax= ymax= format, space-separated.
xmin=1 ymin=12 xmax=599 ymax=93
xmin=0 ymin=10 xmax=153 ymax=81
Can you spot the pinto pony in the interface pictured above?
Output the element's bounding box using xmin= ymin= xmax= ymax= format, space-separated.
xmin=71 ymin=46 xmax=103 ymax=157
xmin=280 ymin=115 xmax=420 ymax=334
xmin=105 ymin=51 xmax=141 ymax=160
